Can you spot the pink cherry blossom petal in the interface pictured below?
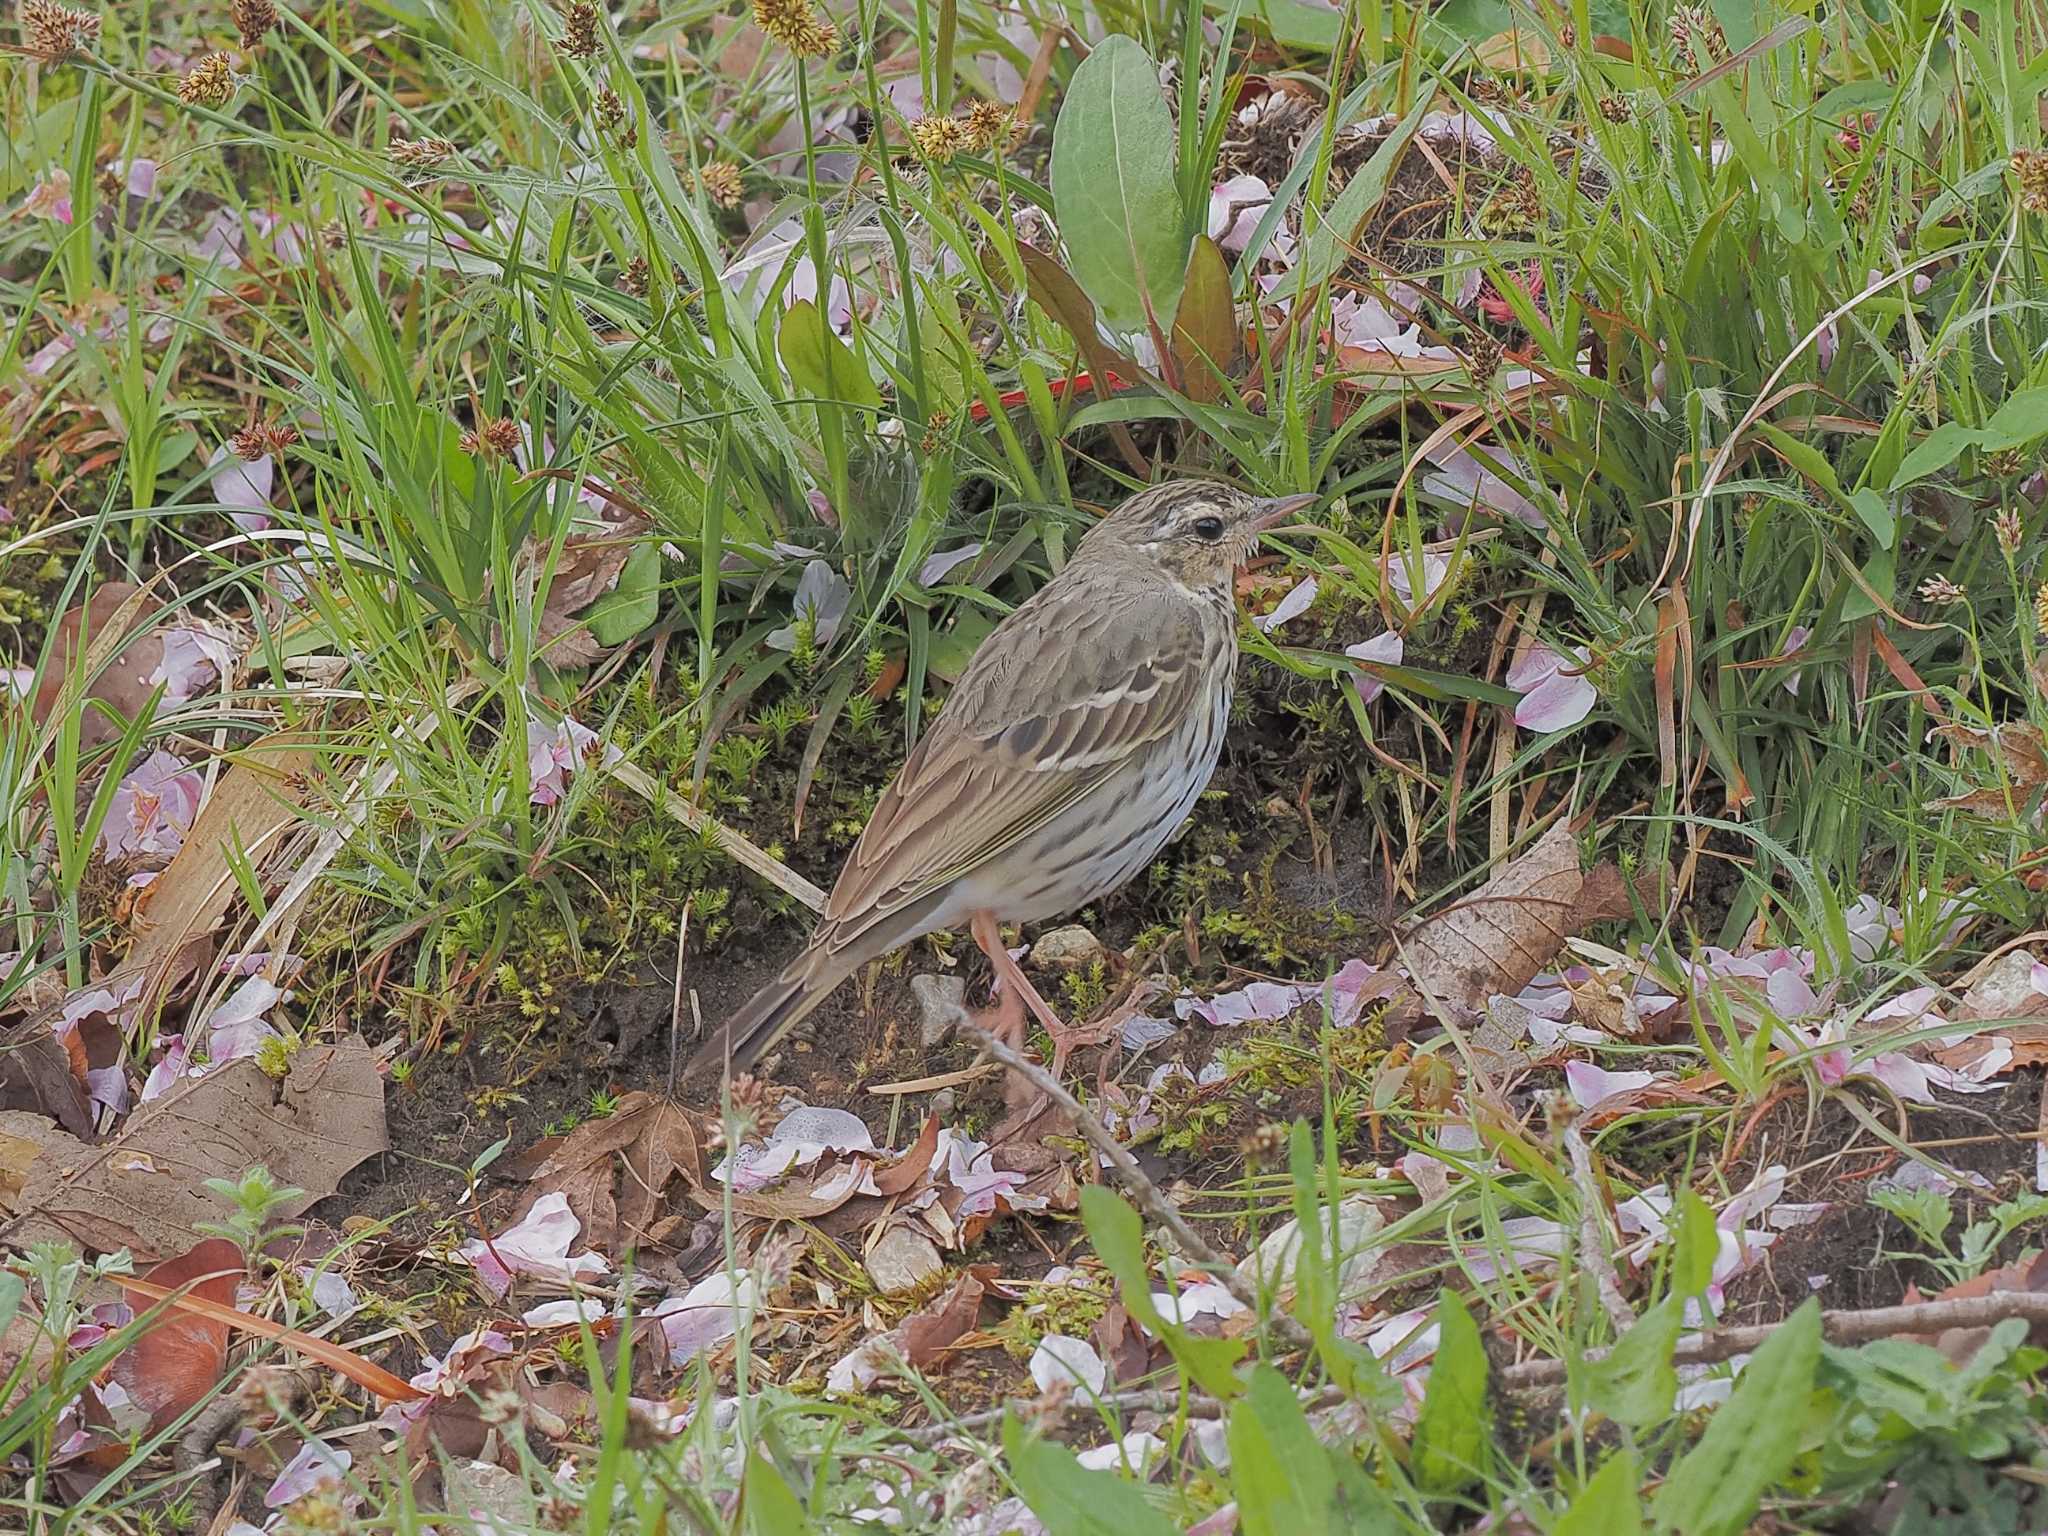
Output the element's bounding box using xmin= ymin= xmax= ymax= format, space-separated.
xmin=917 ymin=542 xmax=983 ymax=586
xmin=1508 ymin=645 xmax=1597 ymax=732
xmin=1564 ymin=1060 xmax=1658 ymax=1109
xmin=1253 ymin=576 xmax=1316 ymax=634
xmin=1345 ymin=631 xmax=1403 ymax=704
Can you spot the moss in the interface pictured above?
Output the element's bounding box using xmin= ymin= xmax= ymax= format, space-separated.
xmin=988 ymin=1274 xmax=1111 ymax=1361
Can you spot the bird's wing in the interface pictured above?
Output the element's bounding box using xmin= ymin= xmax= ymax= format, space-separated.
xmin=818 ymin=570 xmax=1214 ymax=942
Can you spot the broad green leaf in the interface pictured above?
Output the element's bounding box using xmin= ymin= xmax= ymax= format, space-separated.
xmin=1889 ymin=420 xmax=1982 ymax=489
xmin=1652 ymin=1299 xmax=1822 ymax=1536
xmin=1669 ymin=1191 xmax=1719 ymax=1299
xmin=925 ymin=606 xmax=997 ymax=683
xmin=743 ymin=1449 xmax=812 ymax=1536
xmin=1753 ymin=424 xmax=1844 ymax=503
xmin=1079 ymin=1186 xmax=1246 ymax=1399
xmin=1230 ymin=1365 xmax=1337 ymax=1536
xmin=777 ymin=298 xmax=881 ymax=412
xmin=1846 ymin=488 xmax=1896 ymax=550
xmin=1557 ymin=1452 xmax=1645 ymax=1536
xmin=1258 ymin=0 xmax=1342 ymax=48
xmin=1228 ymin=1366 xmax=1401 ymax=1534
xmin=1004 ymin=1415 xmax=1182 ymax=1536
xmin=1842 ymin=543 xmax=1895 ymax=624
xmin=1411 ymin=1291 xmax=1490 ymax=1494
xmin=584 ymin=541 xmax=662 ymax=646
xmin=1982 ymin=387 xmax=2048 ymax=449
xmin=1588 ymin=1297 xmax=1682 ymax=1427
xmin=0 ymin=1272 xmax=22 ymax=1340
xmin=1050 ymin=35 xmax=1191 ymax=334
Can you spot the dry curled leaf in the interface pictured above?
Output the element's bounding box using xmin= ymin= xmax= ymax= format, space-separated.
xmin=111 ymin=1238 xmax=244 ymax=1434
xmin=517 ymin=1090 xmax=704 ymax=1253
xmin=873 ymin=1114 xmax=939 ymax=1197
xmin=1926 ymin=722 xmax=2048 ymax=816
xmin=24 ymin=584 xmax=165 ymax=749
xmin=8 ymin=1037 xmax=387 ymax=1261
xmin=1402 ymin=820 xmax=1610 ymax=1014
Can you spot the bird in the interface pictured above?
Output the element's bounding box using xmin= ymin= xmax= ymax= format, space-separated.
xmin=686 ymin=479 xmax=1317 ymax=1088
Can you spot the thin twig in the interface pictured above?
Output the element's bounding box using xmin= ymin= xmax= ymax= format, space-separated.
xmin=964 ymin=1025 xmax=1313 ymax=1355
xmin=1499 ymin=1290 xmax=2048 ymax=1391
xmin=912 ymin=1290 xmax=2048 ymax=1446
xmin=1559 ymin=1110 xmax=1634 ymax=1334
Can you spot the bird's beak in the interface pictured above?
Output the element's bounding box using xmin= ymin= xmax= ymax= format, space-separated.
xmin=1250 ymin=492 xmax=1318 ymax=531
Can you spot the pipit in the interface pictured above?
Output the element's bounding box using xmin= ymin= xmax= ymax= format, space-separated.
xmin=688 ymin=479 xmax=1316 ymax=1086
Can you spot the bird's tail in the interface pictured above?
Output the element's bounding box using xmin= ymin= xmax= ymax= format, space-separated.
xmin=683 ymin=937 xmax=850 ymax=1088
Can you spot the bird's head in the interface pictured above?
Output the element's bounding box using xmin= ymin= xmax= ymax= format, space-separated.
xmin=1078 ymin=479 xmax=1317 ymax=588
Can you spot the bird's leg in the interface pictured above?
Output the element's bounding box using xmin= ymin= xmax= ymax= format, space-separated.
xmin=974 ymin=961 xmax=1028 ymax=1050
xmin=969 ymin=911 xmax=1102 ymax=1080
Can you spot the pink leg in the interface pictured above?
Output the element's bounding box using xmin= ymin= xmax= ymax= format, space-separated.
xmin=970 ymin=911 xmax=1111 ymax=1081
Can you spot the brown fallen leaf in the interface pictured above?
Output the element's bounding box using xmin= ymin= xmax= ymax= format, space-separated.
xmin=7 ymin=1037 xmax=387 ymax=1261
xmin=0 ymin=1108 xmax=86 ymax=1211
xmin=691 ymin=1155 xmax=877 ymax=1222
xmin=516 ymin=1090 xmax=705 ymax=1252
xmin=531 ymin=514 xmax=650 ymax=670
xmin=115 ymin=1274 xmax=425 ymax=1404
xmin=111 ymin=1238 xmax=244 ymax=1434
xmin=125 ymin=735 xmax=318 ymax=983
xmin=1400 ymin=820 xmax=1636 ymax=1016
xmin=1898 ymin=1250 xmax=2048 ymax=1358
xmin=1091 ymin=1300 xmax=1152 ymax=1383
xmin=0 ymin=1015 xmax=94 ymax=1137
xmin=1926 ymin=722 xmax=2048 ymax=816
xmin=873 ymin=1114 xmax=939 ymax=1197
xmin=899 ymin=1266 xmax=994 ymax=1373
xmin=24 ymin=583 xmax=165 ymax=749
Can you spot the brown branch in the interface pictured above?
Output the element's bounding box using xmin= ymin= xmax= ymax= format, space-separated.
xmin=1499 ymin=1290 xmax=2048 ymax=1391
xmin=963 ymin=1024 xmax=1311 ymax=1354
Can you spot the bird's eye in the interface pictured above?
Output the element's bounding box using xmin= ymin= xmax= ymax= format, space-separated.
xmin=1191 ymin=515 xmax=1226 ymax=540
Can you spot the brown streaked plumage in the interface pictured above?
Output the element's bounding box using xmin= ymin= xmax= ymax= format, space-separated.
xmin=686 ymin=479 xmax=1316 ymax=1086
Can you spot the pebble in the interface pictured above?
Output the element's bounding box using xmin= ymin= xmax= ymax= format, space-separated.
xmin=1031 ymin=924 xmax=1109 ymax=972
xmin=444 ymin=1461 xmax=530 ymax=1527
xmin=931 ymin=1087 xmax=957 ymax=1121
xmin=865 ymin=1224 xmax=943 ymax=1295
xmin=1236 ymin=1198 xmax=1387 ymax=1302
xmin=911 ymin=973 xmax=971 ymax=1048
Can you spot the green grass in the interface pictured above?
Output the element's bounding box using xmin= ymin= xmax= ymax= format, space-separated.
xmin=6 ymin=0 xmax=2048 ymax=1528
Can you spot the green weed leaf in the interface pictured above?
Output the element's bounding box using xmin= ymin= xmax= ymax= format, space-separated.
xmin=1411 ymin=1290 xmax=1490 ymax=1494
xmin=1079 ymin=1185 xmax=1246 ymax=1399
xmin=1050 ymin=35 xmax=1190 ymax=334
xmin=1983 ymin=387 xmax=2048 ymax=448
xmin=1890 ymin=421 xmax=1982 ymax=489
xmin=777 ymin=298 xmax=881 ymax=412
xmin=1670 ymin=1191 xmax=1719 ymax=1300
xmin=742 ymin=1448 xmax=811 ymax=1535
xmin=1230 ymin=1365 xmax=1338 ymax=1536
xmin=1004 ymin=1414 xmax=1181 ymax=1536
xmin=1589 ymin=1297 xmax=1682 ymax=1428
xmin=1652 ymin=1299 xmax=1822 ymax=1536
xmin=1557 ymin=1452 xmax=1645 ymax=1536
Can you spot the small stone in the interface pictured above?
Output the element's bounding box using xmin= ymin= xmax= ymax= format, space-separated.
xmin=443 ymin=1461 xmax=529 ymax=1527
xmin=1031 ymin=925 xmax=1108 ymax=973
xmin=911 ymin=973 xmax=971 ymax=1048
xmin=1960 ymin=949 xmax=2048 ymax=1021
xmin=930 ymin=1087 xmax=957 ymax=1121
xmin=865 ymin=1224 xmax=943 ymax=1295
xmin=1236 ymin=1198 xmax=1387 ymax=1304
